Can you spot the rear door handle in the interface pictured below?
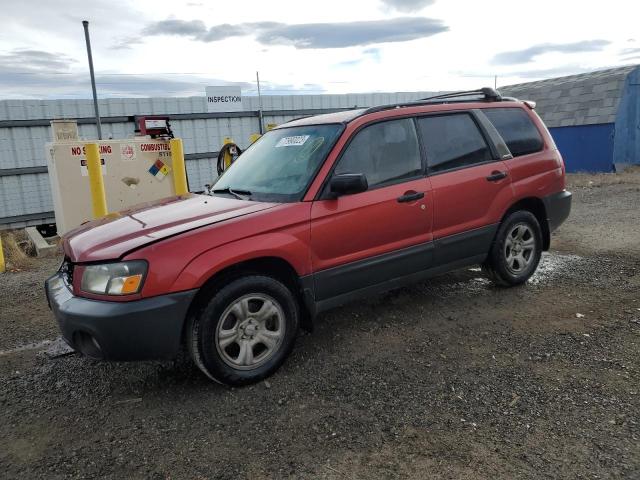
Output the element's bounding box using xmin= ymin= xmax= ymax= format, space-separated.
xmin=397 ymin=191 xmax=424 ymax=203
xmin=486 ymin=171 xmax=508 ymax=182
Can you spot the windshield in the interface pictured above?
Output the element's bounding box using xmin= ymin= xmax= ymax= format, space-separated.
xmin=212 ymin=124 xmax=343 ymax=202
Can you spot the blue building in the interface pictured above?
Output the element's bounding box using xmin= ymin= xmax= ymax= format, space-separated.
xmin=502 ymin=65 xmax=640 ymax=172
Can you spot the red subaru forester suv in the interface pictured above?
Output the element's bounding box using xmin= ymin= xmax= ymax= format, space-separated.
xmin=46 ymin=89 xmax=571 ymax=385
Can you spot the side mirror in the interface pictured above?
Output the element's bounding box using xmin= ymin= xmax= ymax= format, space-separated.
xmin=329 ymin=173 xmax=368 ymax=197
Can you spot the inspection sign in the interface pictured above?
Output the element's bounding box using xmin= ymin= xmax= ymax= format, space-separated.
xmin=206 ymin=86 xmax=243 ymax=113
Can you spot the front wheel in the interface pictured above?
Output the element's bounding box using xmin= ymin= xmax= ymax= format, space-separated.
xmin=483 ymin=210 xmax=543 ymax=286
xmin=188 ymin=275 xmax=300 ymax=385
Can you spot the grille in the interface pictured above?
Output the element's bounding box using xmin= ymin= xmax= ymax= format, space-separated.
xmin=60 ymin=258 xmax=74 ymax=286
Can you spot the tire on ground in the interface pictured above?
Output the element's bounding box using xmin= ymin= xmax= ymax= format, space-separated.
xmin=483 ymin=210 xmax=543 ymax=287
xmin=187 ymin=275 xmax=300 ymax=386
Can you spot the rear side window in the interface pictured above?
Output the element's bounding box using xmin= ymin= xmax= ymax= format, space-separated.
xmin=335 ymin=118 xmax=422 ymax=188
xmin=483 ymin=107 xmax=543 ymax=157
xmin=417 ymin=113 xmax=492 ymax=174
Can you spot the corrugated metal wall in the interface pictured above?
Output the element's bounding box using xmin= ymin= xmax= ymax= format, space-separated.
xmin=549 ymin=124 xmax=615 ymax=173
xmin=0 ymin=92 xmax=434 ymax=228
xmin=613 ymin=67 xmax=640 ymax=169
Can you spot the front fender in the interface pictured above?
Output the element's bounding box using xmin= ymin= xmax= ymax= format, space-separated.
xmin=125 ymin=202 xmax=312 ymax=298
xmin=170 ymin=232 xmax=312 ymax=292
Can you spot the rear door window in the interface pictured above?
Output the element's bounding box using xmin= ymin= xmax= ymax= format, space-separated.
xmin=483 ymin=107 xmax=544 ymax=157
xmin=335 ymin=118 xmax=422 ymax=188
xmin=417 ymin=113 xmax=493 ymax=174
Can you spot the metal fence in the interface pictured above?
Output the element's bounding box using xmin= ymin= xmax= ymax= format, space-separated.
xmin=0 ymin=91 xmax=435 ymax=229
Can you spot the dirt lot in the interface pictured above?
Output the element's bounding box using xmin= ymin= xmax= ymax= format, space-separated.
xmin=1 ymin=170 xmax=639 ymax=479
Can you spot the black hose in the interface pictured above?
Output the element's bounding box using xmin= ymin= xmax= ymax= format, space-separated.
xmin=217 ymin=143 xmax=242 ymax=176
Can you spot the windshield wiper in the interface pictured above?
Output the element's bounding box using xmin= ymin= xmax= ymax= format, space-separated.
xmin=211 ymin=187 xmax=252 ymax=200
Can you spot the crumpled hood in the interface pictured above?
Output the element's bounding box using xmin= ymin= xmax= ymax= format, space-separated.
xmin=63 ymin=194 xmax=276 ymax=263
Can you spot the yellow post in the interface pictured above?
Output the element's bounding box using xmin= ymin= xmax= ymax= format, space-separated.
xmin=169 ymin=138 xmax=188 ymax=195
xmin=85 ymin=143 xmax=108 ymax=218
xmin=249 ymin=133 xmax=261 ymax=144
xmin=0 ymin=234 xmax=5 ymax=273
xmin=223 ymin=137 xmax=234 ymax=169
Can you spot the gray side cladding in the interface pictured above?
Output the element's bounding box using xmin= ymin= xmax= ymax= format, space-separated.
xmin=500 ymin=65 xmax=639 ymax=128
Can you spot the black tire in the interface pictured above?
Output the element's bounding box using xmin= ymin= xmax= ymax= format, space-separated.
xmin=187 ymin=275 xmax=299 ymax=386
xmin=483 ymin=210 xmax=543 ymax=287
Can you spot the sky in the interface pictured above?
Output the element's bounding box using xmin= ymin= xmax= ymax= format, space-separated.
xmin=0 ymin=0 xmax=638 ymax=99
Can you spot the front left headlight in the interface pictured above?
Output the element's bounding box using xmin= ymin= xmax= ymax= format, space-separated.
xmin=80 ymin=261 xmax=147 ymax=296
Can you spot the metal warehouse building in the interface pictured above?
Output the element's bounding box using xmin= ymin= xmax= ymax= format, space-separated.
xmin=502 ymin=65 xmax=640 ymax=173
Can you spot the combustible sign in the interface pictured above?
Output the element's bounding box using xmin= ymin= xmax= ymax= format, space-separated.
xmin=206 ymin=86 xmax=243 ymax=113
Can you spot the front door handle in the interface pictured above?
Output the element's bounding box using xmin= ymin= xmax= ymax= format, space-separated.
xmin=486 ymin=171 xmax=508 ymax=182
xmin=397 ymin=191 xmax=424 ymax=203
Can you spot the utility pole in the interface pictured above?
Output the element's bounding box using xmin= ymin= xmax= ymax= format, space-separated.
xmin=256 ymin=71 xmax=264 ymax=134
xmin=82 ymin=20 xmax=102 ymax=139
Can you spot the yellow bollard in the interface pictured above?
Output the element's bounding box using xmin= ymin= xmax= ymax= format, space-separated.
xmin=169 ymin=138 xmax=188 ymax=195
xmin=0 ymin=233 xmax=5 ymax=273
xmin=249 ymin=133 xmax=261 ymax=144
xmin=85 ymin=143 xmax=108 ymax=219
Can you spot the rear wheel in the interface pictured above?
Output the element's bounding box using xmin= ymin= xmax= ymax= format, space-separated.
xmin=188 ymin=275 xmax=299 ymax=385
xmin=483 ymin=210 xmax=543 ymax=286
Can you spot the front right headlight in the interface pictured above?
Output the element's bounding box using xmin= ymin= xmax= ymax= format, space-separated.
xmin=80 ymin=261 xmax=147 ymax=296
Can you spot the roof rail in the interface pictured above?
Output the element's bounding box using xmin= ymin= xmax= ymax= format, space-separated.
xmin=419 ymin=87 xmax=502 ymax=102
xmin=359 ymin=87 xmax=507 ymax=117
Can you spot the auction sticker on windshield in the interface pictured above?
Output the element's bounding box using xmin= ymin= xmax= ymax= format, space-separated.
xmin=275 ymin=135 xmax=309 ymax=147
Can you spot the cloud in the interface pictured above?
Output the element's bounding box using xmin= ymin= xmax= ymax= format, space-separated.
xmin=335 ymin=59 xmax=362 ymax=68
xmin=142 ymin=19 xmax=208 ymax=37
xmin=201 ymin=22 xmax=281 ymax=42
xmin=380 ymin=0 xmax=435 ymax=12
xmin=500 ymin=65 xmax=594 ymax=80
xmin=245 ymin=82 xmax=327 ymax=95
xmin=259 ymin=18 xmax=447 ymax=48
xmin=0 ymin=59 xmax=323 ymax=99
xmin=620 ymin=47 xmax=640 ymax=61
xmin=110 ymin=36 xmax=144 ymax=50
xmin=3 ymin=0 xmax=144 ymax=49
xmin=0 ymin=74 xmax=244 ymax=99
xmin=141 ymin=17 xmax=448 ymax=49
xmin=363 ymin=47 xmax=382 ymax=62
xmin=0 ymin=49 xmax=76 ymax=72
xmin=334 ymin=47 xmax=382 ymax=68
xmin=94 ymin=75 xmax=250 ymax=96
xmin=492 ymin=40 xmax=610 ymax=65
xmin=141 ymin=19 xmax=279 ymax=43
xmin=0 ymin=48 xmax=251 ymax=99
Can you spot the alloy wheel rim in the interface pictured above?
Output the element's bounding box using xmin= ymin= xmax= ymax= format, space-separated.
xmin=504 ymin=223 xmax=536 ymax=274
xmin=215 ymin=293 xmax=285 ymax=370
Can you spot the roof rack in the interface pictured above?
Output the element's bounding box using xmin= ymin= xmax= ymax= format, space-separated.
xmin=419 ymin=87 xmax=502 ymax=102
xmin=359 ymin=87 xmax=507 ymax=116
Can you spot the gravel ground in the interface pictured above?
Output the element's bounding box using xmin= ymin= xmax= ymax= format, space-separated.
xmin=1 ymin=171 xmax=639 ymax=479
